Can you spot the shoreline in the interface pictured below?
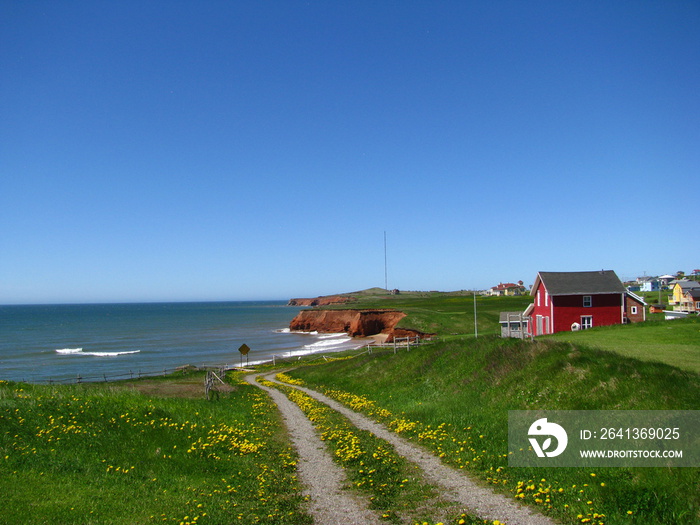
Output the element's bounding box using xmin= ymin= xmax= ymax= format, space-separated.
xmin=3 ymin=330 xmax=380 ymax=384
xmin=1 ymin=302 xmax=394 ymax=384
xmin=243 ymin=331 xmax=384 ymax=368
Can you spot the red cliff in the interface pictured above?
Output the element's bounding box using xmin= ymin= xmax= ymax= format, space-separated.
xmin=289 ymin=309 xmax=431 ymax=341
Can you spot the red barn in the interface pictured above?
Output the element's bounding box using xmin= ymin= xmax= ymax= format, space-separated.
xmin=524 ymin=270 xmax=632 ymax=336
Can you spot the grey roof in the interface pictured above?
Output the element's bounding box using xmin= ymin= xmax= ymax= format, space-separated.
xmin=538 ymin=270 xmax=626 ymax=296
xmin=676 ymin=280 xmax=700 ymax=291
xmin=687 ymin=288 xmax=700 ymax=299
xmin=499 ymin=311 xmax=526 ymax=323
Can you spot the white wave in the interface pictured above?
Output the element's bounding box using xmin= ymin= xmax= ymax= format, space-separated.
xmin=55 ymin=348 xmax=83 ymax=354
xmin=269 ymin=329 xmax=367 ymax=363
xmin=84 ymin=350 xmax=141 ymax=357
xmin=317 ymin=333 xmax=348 ymax=339
xmin=302 ymin=334 xmax=352 ymax=351
xmin=55 ymin=348 xmax=140 ymax=357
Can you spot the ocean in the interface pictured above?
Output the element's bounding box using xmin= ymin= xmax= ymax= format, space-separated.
xmin=0 ymin=301 xmax=364 ymax=383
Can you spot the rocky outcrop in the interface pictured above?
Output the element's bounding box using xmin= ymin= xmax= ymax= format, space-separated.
xmin=287 ymin=295 xmax=355 ymax=307
xmin=289 ymin=309 xmax=432 ymax=341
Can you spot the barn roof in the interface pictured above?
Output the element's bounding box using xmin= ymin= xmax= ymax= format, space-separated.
xmin=534 ymin=270 xmax=626 ymax=296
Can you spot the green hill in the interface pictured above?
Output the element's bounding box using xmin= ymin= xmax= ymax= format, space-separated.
xmin=289 ymin=335 xmax=700 ymax=524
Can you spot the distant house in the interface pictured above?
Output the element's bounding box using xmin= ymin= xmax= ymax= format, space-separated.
xmin=658 ymin=275 xmax=675 ymax=287
xmin=640 ymin=281 xmax=658 ymax=292
xmin=687 ymin=289 xmax=700 ymax=313
xmin=523 ymin=270 xmax=642 ymax=336
xmin=678 ymin=288 xmax=700 ymax=313
xmin=637 ymin=276 xmax=661 ymax=292
xmin=487 ymin=282 xmax=526 ymax=296
xmin=669 ymin=280 xmax=700 ymax=311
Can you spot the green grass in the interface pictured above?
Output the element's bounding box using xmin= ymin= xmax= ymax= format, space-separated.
xmin=325 ymin=290 xmax=533 ymax=338
xmin=328 ymin=290 xmax=700 ymax=372
xmin=287 ymin=336 xmax=700 ymax=525
xmin=0 ymin=372 xmax=312 ymax=525
xmin=545 ymin=316 xmax=700 ymax=373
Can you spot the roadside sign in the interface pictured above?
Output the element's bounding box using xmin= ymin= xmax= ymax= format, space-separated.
xmin=238 ymin=344 xmax=251 ymax=367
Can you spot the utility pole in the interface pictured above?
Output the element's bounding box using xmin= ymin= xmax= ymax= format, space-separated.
xmin=473 ymin=290 xmax=478 ymax=338
xmin=384 ymin=231 xmax=388 ymax=290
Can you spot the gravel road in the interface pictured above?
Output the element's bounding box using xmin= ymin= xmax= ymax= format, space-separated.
xmin=246 ymin=373 xmax=383 ymax=524
xmin=249 ymin=371 xmax=559 ymax=525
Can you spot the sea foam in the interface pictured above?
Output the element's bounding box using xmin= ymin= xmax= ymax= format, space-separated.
xmin=55 ymin=348 xmax=83 ymax=354
xmin=56 ymin=348 xmax=141 ymax=357
xmin=301 ymin=333 xmax=352 ymax=351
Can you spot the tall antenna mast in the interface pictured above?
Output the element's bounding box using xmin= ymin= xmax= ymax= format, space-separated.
xmin=384 ymin=231 xmax=388 ymax=290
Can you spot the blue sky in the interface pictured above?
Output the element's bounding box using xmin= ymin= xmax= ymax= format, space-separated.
xmin=1 ymin=1 xmax=698 ymax=304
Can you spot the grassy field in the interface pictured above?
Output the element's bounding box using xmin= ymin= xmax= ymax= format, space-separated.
xmin=287 ymin=336 xmax=700 ymax=525
xmin=335 ymin=289 xmax=699 ymax=372
xmin=545 ymin=316 xmax=700 ymax=373
xmin=0 ymin=372 xmax=311 ymax=525
xmin=324 ymin=288 xmax=533 ymax=338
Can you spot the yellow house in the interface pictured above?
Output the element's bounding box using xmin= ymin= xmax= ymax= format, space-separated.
xmin=669 ymin=280 xmax=700 ymax=311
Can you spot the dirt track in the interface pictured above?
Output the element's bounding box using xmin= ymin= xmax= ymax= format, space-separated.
xmin=247 ymin=371 xmax=558 ymax=525
xmin=246 ymin=373 xmax=382 ymax=525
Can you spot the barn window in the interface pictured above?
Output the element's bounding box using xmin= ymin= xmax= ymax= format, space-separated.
xmin=631 ymin=306 xmax=638 ymax=315
xmin=583 ymin=295 xmax=592 ymax=307
xmin=581 ymin=316 xmax=593 ymax=329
